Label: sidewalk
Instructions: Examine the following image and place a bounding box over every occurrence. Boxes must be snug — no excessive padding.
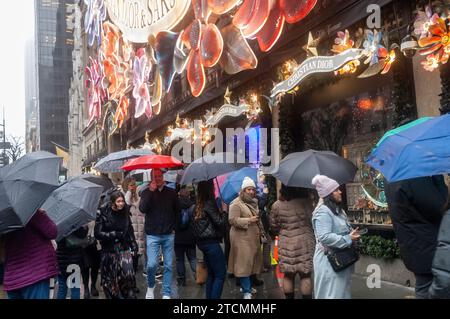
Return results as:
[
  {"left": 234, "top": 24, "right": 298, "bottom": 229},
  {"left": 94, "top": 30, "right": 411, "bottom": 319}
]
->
[{"left": 0, "top": 270, "right": 415, "bottom": 299}]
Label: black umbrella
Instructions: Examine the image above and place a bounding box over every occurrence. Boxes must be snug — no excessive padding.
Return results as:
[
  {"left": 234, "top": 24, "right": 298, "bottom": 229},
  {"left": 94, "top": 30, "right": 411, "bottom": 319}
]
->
[
  {"left": 180, "top": 152, "right": 248, "bottom": 186},
  {"left": 273, "top": 150, "right": 357, "bottom": 188},
  {"left": 0, "top": 151, "right": 62, "bottom": 234},
  {"left": 42, "top": 178, "right": 104, "bottom": 241},
  {"left": 77, "top": 174, "right": 114, "bottom": 192}
]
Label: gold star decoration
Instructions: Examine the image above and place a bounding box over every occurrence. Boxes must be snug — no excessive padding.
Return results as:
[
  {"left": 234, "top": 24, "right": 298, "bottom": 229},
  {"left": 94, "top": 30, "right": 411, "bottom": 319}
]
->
[
  {"left": 224, "top": 86, "right": 232, "bottom": 104},
  {"left": 303, "top": 32, "right": 320, "bottom": 57}
]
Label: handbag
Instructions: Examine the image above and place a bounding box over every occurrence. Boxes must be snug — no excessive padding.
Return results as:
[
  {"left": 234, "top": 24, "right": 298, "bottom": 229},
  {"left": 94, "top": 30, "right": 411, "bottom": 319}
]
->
[
  {"left": 325, "top": 244, "right": 359, "bottom": 272},
  {"left": 196, "top": 261, "right": 208, "bottom": 285}
]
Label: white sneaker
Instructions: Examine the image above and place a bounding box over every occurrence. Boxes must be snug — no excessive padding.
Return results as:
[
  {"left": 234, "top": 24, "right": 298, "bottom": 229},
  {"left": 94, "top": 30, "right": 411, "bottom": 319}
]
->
[
  {"left": 243, "top": 293, "right": 252, "bottom": 299},
  {"left": 145, "top": 288, "right": 154, "bottom": 299},
  {"left": 240, "top": 287, "right": 257, "bottom": 294},
  {"left": 163, "top": 295, "right": 171, "bottom": 299}
]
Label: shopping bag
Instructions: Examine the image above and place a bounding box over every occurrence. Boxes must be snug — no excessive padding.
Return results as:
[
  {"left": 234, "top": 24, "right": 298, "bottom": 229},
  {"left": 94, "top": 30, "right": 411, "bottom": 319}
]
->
[{"left": 196, "top": 261, "right": 208, "bottom": 285}]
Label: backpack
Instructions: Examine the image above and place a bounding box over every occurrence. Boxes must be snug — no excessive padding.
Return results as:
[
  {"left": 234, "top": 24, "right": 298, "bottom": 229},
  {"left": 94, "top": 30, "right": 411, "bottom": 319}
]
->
[{"left": 180, "top": 205, "right": 195, "bottom": 230}]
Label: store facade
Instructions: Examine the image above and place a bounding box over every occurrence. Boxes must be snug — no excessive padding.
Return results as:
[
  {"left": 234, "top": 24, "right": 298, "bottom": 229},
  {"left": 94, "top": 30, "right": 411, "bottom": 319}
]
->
[{"left": 74, "top": 0, "right": 450, "bottom": 285}]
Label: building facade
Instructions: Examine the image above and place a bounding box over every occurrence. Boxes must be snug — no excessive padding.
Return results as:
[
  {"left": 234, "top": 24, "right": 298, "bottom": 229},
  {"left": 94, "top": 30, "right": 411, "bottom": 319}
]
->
[
  {"left": 25, "top": 39, "right": 38, "bottom": 154},
  {"left": 34, "top": 0, "right": 75, "bottom": 153}
]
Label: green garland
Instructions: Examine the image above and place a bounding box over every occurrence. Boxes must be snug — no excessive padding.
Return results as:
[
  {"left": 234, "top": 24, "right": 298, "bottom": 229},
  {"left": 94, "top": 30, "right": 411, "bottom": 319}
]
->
[{"left": 359, "top": 235, "right": 401, "bottom": 260}]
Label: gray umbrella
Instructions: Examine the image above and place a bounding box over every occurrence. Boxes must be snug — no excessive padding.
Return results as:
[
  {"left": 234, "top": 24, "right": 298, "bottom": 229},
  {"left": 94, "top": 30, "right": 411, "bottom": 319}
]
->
[
  {"left": 42, "top": 178, "right": 103, "bottom": 241},
  {"left": 273, "top": 150, "right": 357, "bottom": 188},
  {"left": 93, "top": 149, "right": 154, "bottom": 173},
  {"left": 76, "top": 174, "right": 114, "bottom": 192},
  {"left": 180, "top": 152, "right": 247, "bottom": 185},
  {"left": 0, "top": 151, "right": 62, "bottom": 235}
]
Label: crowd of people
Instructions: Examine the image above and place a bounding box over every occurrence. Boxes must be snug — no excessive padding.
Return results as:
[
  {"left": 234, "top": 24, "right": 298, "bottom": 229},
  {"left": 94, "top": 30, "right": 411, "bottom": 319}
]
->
[{"left": 0, "top": 168, "right": 449, "bottom": 299}]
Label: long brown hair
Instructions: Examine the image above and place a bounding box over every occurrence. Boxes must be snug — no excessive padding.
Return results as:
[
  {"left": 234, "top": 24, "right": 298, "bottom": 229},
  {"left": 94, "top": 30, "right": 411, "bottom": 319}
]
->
[{"left": 195, "top": 180, "right": 215, "bottom": 220}]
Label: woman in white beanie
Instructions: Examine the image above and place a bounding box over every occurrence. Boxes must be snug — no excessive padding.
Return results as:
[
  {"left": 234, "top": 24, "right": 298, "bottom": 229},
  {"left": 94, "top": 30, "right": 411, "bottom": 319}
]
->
[
  {"left": 311, "top": 175, "right": 360, "bottom": 299},
  {"left": 228, "top": 177, "right": 264, "bottom": 299}
]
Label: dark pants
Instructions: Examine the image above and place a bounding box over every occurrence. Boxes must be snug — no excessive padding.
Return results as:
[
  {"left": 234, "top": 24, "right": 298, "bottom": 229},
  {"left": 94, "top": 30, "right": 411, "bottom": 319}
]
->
[
  {"left": 82, "top": 244, "right": 100, "bottom": 290},
  {"left": 8, "top": 279, "right": 50, "bottom": 299},
  {"left": 415, "top": 273, "right": 434, "bottom": 299},
  {"left": 197, "top": 242, "right": 226, "bottom": 299},
  {"left": 175, "top": 244, "right": 197, "bottom": 282}
]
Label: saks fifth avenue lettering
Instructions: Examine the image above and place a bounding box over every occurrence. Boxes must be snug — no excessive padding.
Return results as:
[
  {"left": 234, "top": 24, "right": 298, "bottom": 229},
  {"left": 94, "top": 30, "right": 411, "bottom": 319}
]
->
[{"left": 105, "top": 0, "right": 190, "bottom": 43}]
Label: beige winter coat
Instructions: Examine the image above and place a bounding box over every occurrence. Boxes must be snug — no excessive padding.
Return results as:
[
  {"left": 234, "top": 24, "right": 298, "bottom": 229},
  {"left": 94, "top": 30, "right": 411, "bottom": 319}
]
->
[
  {"left": 228, "top": 196, "right": 263, "bottom": 277},
  {"left": 270, "top": 198, "right": 315, "bottom": 275},
  {"left": 125, "top": 191, "right": 146, "bottom": 255}
]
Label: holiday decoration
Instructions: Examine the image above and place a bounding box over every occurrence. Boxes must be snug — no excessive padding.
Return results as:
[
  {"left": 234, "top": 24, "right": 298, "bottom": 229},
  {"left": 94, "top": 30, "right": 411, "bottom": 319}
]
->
[
  {"left": 84, "top": 0, "right": 107, "bottom": 47},
  {"left": 132, "top": 48, "right": 152, "bottom": 119},
  {"left": 332, "top": 30, "right": 360, "bottom": 75},
  {"left": 414, "top": 5, "right": 450, "bottom": 71},
  {"left": 233, "top": 0, "right": 318, "bottom": 52},
  {"left": 85, "top": 56, "right": 107, "bottom": 124},
  {"left": 219, "top": 25, "right": 258, "bottom": 74}
]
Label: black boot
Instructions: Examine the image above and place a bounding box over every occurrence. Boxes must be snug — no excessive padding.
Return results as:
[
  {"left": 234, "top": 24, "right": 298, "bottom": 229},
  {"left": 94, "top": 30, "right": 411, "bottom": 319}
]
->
[
  {"left": 285, "top": 293, "right": 294, "bottom": 299},
  {"left": 91, "top": 285, "right": 99, "bottom": 297},
  {"left": 84, "top": 287, "right": 91, "bottom": 299},
  {"left": 302, "top": 294, "right": 313, "bottom": 299}
]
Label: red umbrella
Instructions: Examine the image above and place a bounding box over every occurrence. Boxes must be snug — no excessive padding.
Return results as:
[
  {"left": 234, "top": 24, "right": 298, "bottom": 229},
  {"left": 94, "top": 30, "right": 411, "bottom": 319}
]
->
[{"left": 121, "top": 155, "right": 184, "bottom": 171}]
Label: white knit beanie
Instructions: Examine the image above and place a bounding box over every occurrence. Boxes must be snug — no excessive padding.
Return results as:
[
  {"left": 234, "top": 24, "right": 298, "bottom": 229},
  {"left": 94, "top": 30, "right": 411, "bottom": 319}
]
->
[
  {"left": 311, "top": 175, "right": 340, "bottom": 198},
  {"left": 241, "top": 176, "right": 256, "bottom": 190}
]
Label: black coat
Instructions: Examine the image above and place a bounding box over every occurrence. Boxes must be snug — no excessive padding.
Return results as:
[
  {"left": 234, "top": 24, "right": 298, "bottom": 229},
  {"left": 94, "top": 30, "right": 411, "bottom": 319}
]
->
[
  {"left": 94, "top": 204, "right": 137, "bottom": 253},
  {"left": 175, "top": 196, "right": 196, "bottom": 245},
  {"left": 385, "top": 175, "right": 448, "bottom": 274},
  {"left": 139, "top": 186, "right": 180, "bottom": 236},
  {"left": 57, "top": 226, "right": 88, "bottom": 275},
  {"left": 191, "top": 199, "right": 227, "bottom": 244}
]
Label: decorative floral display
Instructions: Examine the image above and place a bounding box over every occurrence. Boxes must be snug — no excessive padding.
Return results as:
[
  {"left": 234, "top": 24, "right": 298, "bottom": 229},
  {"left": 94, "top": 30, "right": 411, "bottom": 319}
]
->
[
  {"left": 362, "top": 30, "right": 386, "bottom": 66},
  {"left": 132, "top": 48, "right": 152, "bottom": 119},
  {"left": 85, "top": 57, "right": 107, "bottom": 124},
  {"left": 84, "top": 0, "right": 107, "bottom": 47},
  {"left": 233, "top": 0, "right": 317, "bottom": 52},
  {"left": 332, "top": 30, "right": 361, "bottom": 75},
  {"left": 417, "top": 11, "right": 450, "bottom": 71}
]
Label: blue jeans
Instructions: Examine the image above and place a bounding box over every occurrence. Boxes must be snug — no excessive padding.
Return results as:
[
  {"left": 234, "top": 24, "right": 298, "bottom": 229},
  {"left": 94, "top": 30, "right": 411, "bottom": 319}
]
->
[
  {"left": 197, "top": 242, "right": 226, "bottom": 299},
  {"left": 8, "top": 279, "right": 50, "bottom": 299},
  {"left": 240, "top": 276, "right": 252, "bottom": 294},
  {"left": 146, "top": 234, "right": 174, "bottom": 297},
  {"left": 57, "top": 274, "right": 80, "bottom": 299}
]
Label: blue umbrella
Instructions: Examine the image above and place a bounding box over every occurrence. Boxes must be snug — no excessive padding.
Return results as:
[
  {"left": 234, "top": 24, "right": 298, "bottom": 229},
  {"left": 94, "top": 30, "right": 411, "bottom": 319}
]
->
[
  {"left": 220, "top": 167, "right": 258, "bottom": 205},
  {"left": 366, "top": 114, "right": 450, "bottom": 182}
]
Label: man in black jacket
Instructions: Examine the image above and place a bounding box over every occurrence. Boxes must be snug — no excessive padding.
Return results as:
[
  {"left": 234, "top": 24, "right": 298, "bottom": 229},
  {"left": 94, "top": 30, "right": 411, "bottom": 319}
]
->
[
  {"left": 140, "top": 169, "right": 180, "bottom": 299},
  {"left": 385, "top": 175, "right": 448, "bottom": 299}
]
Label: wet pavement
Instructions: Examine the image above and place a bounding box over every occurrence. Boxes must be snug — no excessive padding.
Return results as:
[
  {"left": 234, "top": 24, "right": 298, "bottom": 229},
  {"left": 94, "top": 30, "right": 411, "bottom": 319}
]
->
[{"left": 0, "top": 262, "right": 415, "bottom": 299}]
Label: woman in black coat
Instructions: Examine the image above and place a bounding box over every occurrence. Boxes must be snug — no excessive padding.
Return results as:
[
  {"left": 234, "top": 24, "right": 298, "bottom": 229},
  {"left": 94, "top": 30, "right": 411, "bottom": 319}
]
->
[
  {"left": 95, "top": 191, "right": 138, "bottom": 299},
  {"left": 191, "top": 180, "right": 227, "bottom": 299}
]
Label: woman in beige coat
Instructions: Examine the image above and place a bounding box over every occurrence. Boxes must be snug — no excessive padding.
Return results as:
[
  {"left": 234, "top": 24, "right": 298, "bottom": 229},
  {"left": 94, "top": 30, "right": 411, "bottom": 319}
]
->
[
  {"left": 228, "top": 177, "right": 263, "bottom": 299},
  {"left": 270, "top": 186, "right": 315, "bottom": 299}
]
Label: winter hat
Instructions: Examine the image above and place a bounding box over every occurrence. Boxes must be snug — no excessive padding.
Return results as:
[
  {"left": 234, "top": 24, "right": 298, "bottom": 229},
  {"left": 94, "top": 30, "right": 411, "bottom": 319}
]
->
[
  {"left": 241, "top": 176, "right": 256, "bottom": 190},
  {"left": 311, "top": 175, "right": 340, "bottom": 198}
]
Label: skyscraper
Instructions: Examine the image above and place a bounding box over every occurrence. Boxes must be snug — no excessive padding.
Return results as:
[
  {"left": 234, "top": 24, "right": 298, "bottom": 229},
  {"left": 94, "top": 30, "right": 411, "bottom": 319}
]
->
[
  {"left": 34, "top": 0, "right": 75, "bottom": 153},
  {"left": 25, "top": 39, "right": 38, "bottom": 153}
]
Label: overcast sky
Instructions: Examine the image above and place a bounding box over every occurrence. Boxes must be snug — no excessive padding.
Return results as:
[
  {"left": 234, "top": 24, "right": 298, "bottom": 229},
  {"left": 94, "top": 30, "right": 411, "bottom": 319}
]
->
[{"left": 0, "top": 0, "right": 34, "bottom": 140}]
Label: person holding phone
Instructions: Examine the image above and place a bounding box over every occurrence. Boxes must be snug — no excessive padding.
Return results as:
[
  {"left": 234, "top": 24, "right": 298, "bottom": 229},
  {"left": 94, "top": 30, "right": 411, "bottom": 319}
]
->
[
  {"left": 139, "top": 169, "right": 180, "bottom": 299},
  {"left": 228, "top": 177, "right": 264, "bottom": 299},
  {"left": 311, "top": 175, "right": 360, "bottom": 299}
]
